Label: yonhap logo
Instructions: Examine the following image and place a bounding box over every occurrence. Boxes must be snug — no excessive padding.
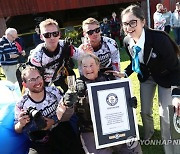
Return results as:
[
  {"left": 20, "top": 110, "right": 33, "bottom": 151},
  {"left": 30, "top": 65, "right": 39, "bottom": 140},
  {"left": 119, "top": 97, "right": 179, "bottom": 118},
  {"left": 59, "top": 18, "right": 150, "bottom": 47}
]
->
[{"left": 106, "top": 93, "right": 118, "bottom": 106}]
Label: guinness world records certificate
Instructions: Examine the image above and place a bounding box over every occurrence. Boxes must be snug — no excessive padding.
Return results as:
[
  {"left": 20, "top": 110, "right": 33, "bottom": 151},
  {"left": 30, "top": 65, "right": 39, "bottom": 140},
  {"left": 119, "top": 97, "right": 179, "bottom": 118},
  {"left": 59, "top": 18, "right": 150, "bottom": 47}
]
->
[{"left": 87, "top": 78, "right": 139, "bottom": 149}]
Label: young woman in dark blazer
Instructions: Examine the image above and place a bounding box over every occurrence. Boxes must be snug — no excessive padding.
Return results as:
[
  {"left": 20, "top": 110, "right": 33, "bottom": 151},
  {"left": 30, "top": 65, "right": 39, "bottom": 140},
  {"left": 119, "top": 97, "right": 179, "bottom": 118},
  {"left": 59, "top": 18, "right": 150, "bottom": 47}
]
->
[{"left": 108, "top": 4, "right": 180, "bottom": 154}]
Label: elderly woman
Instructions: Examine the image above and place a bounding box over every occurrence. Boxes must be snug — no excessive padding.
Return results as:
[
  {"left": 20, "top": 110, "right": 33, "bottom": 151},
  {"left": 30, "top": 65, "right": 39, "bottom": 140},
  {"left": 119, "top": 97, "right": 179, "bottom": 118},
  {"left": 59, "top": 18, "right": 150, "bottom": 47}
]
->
[{"left": 75, "top": 52, "right": 142, "bottom": 154}]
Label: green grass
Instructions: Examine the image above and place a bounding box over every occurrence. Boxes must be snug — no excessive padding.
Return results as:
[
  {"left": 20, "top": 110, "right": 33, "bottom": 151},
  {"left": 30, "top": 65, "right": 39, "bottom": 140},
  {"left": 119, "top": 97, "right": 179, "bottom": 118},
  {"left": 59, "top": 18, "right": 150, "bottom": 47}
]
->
[{"left": 120, "top": 49, "right": 164, "bottom": 154}]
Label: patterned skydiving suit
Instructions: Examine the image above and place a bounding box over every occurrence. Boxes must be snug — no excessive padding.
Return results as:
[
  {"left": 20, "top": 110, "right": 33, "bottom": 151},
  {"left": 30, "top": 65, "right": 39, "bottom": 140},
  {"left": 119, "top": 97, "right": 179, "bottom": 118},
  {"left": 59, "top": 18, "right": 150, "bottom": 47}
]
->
[
  {"left": 14, "top": 86, "right": 62, "bottom": 132},
  {"left": 14, "top": 86, "right": 84, "bottom": 154},
  {"left": 79, "top": 36, "right": 120, "bottom": 73},
  {"left": 29, "top": 40, "right": 79, "bottom": 84}
]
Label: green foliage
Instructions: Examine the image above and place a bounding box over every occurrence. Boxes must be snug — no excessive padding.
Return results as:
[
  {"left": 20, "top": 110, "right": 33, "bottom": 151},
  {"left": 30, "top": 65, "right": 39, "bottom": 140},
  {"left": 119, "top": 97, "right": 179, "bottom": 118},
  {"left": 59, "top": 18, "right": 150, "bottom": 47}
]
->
[{"left": 63, "top": 26, "right": 82, "bottom": 46}]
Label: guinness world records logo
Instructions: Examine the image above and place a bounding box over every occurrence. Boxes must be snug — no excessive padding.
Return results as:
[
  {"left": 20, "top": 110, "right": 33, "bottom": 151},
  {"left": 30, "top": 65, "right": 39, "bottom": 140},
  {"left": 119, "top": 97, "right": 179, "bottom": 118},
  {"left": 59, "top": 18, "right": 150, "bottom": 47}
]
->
[{"left": 106, "top": 93, "right": 118, "bottom": 106}]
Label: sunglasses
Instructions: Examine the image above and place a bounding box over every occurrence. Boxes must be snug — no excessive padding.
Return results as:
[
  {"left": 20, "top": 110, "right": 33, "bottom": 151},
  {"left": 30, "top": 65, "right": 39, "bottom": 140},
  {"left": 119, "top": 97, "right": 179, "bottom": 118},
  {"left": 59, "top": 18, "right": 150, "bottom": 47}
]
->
[
  {"left": 86, "top": 27, "right": 100, "bottom": 35},
  {"left": 42, "top": 31, "right": 60, "bottom": 38},
  {"left": 122, "top": 20, "right": 138, "bottom": 28}
]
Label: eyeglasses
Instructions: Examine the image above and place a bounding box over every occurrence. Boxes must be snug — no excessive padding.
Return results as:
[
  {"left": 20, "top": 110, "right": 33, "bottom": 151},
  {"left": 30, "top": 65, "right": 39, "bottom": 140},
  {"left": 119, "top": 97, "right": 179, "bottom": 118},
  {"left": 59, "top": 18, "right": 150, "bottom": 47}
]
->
[
  {"left": 42, "top": 31, "right": 60, "bottom": 38},
  {"left": 26, "top": 76, "right": 43, "bottom": 83},
  {"left": 122, "top": 20, "right": 138, "bottom": 28},
  {"left": 86, "top": 27, "right": 101, "bottom": 35}
]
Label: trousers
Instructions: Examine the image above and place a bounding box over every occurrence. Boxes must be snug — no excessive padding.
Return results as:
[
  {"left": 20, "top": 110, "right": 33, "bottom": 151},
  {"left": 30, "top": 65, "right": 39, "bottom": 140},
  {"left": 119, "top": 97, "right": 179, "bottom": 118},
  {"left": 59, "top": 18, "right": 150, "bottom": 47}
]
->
[
  {"left": 140, "top": 77, "right": 180, "bottom": 154},
  {"left": 173, "top": 27, "right": 180, "bottom": 45},
  {"left": 1, "top": 64, "right": 17, "bottom": 83}
]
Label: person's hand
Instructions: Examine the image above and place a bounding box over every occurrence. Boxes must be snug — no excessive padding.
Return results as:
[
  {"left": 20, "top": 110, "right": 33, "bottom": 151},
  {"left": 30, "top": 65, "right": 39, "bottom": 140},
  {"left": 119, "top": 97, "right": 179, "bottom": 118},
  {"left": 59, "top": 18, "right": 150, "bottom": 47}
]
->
[
  {"left": 21, "top": 50, "right": 26, "bottom": 56},
  {"left": 63, "top": 91, "right": 78, "bottom": 107},
  {"left": 42, "top": 117, "right": 54, "bottom": 130},
  {"left": 15, "top": 109, "right": 30, "bottom": 133},
  {"left": 105, "top": 70, "right": 125, "bottom": 78},
  {"left": 76, "top": 79, "right": 86, "bottom": 97},
  {"left": 79, "top": 43, "right": 94, "bottom": 53},
  {"left": 10, "top": 53, "right": 19, "bottom": 59},
  {"left": 18, "top": 110, "right": 30, "bottom": 128},
  {"left": 57, "top": 102, "right": 74, "bottom": 121},
  {"left": 64, "top": 37, "right": 73, "bottom": 45},
  {"left": 129, "top": 96, "right": 137, "bottom": 108},
  {"left": 56, "top": 103, "right": 67, "bottom": 120},
  {"left": 172, "top": 97, "right": 180, "bottom": 116}
]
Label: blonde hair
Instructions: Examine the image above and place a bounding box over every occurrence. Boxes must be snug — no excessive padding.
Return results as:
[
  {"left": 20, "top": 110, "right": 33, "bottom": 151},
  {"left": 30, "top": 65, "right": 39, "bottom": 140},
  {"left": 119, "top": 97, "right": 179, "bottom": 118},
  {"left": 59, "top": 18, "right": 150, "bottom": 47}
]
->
[
  {"left": 82, "top": 17, "right": 100, "bottom": 31},
  {"left": 39, "top": 18, "right": 59, "bottom": 33},
  {"left": 156, "top": 3, "right": 163, "bottom": 10}
]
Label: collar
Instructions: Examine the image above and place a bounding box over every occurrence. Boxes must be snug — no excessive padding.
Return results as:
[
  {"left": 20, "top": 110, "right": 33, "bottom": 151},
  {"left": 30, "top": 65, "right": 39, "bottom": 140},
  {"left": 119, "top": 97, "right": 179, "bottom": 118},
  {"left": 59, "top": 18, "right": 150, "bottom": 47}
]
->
[
  {"left": 80, "top": 72, "right": 105, "bottom": 83},
  {"left": 28, "top": 88, "right": 46, "bottom": 103},
  {"left": 93, "top": 37, "right": 102, "bottom": 52},
  {"left": 129, "top": 28, "right": 145, "bottom": 50},
  {"left": 4, "top": 36, "right": 13, "bottom": 44},
  {"left": 43, "top": 43, "right": 60, "bottom": 57}
]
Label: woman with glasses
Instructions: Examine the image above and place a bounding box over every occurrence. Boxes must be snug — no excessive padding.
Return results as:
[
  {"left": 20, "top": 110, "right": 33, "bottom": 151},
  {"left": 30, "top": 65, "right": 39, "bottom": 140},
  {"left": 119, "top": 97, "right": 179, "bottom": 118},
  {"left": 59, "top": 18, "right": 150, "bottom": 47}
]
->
[
  {"left": 109, "top": 4, "right": 180, "bottom": 154},
  {"left": 79, "top": 17, "right": 120, "bottom": 74}
]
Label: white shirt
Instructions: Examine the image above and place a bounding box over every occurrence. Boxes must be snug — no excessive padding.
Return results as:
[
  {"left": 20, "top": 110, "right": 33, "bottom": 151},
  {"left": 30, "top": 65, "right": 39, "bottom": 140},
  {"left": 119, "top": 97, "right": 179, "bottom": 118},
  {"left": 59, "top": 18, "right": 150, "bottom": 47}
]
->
[
  {"left": 153, "top": 11, "right": 166, "bottom": 30},
  {"left": 129, "top": 29, "right": 145, "bottom": 64}
]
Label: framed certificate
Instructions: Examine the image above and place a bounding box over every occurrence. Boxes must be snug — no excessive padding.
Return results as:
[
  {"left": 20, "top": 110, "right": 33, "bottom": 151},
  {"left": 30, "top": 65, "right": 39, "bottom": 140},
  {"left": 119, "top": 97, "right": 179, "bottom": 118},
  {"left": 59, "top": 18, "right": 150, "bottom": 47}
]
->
[{"left": 87, "top": 78, "right": 139, "bottom": 149}]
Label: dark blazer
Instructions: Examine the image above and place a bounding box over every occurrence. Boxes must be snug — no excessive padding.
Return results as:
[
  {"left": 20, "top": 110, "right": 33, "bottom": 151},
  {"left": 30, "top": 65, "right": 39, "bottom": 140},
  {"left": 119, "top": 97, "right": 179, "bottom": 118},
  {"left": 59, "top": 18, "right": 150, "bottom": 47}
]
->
[{"left": 124, "top": 28, "right": 180, "bottom": 88}]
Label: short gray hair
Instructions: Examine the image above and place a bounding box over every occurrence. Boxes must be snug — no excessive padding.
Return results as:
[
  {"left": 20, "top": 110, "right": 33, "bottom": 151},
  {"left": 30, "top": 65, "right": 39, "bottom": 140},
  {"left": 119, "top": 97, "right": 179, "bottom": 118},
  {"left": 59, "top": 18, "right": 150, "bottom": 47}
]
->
[
  {"left": 78, "top": 53, "right": 100, "bottom": 67},
  {"left": 5, "top": 28, "right": 17, "bottom": 35}
]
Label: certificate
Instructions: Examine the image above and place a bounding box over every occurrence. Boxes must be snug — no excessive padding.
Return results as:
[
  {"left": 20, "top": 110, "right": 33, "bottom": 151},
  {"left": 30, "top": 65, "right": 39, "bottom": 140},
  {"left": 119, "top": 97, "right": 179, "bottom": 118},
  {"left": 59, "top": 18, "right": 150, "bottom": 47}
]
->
[{"left": 87, "top": 78, "right": 139, "bottom": 149}]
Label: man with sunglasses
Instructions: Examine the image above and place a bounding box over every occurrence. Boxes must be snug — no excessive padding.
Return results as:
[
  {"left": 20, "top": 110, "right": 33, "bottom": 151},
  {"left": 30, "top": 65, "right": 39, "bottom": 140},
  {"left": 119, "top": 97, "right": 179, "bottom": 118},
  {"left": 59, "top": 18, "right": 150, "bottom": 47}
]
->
[
  {"left": 28, "top": 18, "right": 85, "bottom": 153},
  {"left": 29, "top": 18, "right": 78, "bottom": 92},
  {"left": 79, "top": 17, "right": 120, "bottom": 73},
  {"left": 14, "top": 66, "right": 85, "bottom": 154},
  {"left": 0, "top": 28, "right": 20, "bottom": 83}
]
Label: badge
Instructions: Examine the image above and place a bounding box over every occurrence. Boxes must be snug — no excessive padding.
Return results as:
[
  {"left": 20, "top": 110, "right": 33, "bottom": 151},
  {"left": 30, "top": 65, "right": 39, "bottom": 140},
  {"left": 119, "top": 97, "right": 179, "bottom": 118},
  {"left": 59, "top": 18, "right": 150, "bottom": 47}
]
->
[{"left": 151, "top": 52, "right": 157, "bottom": 58}]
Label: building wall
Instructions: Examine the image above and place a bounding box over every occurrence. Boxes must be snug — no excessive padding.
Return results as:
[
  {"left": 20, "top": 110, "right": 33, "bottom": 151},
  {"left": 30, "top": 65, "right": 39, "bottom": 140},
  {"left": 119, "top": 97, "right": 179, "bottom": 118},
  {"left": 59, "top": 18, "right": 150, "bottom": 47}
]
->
[
  {"left": 149, "top": 0, "right": 179, "bottom": 28},
  {"left": 162, "top": 0, "right": 179, "bottom": 12},
  {"left": 0, "top": 0, "right": 141, "bottom": 17},
  {"left": 0, "top": 18, "right": 7, "bottom": 37}
]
